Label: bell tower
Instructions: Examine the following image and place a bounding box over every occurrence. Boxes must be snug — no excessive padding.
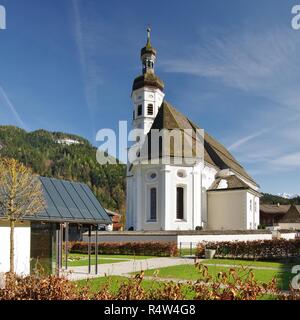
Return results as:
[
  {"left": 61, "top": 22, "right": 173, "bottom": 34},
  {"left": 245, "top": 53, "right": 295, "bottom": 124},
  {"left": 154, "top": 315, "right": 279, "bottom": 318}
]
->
[{"left": 131, "top": 28, "right": 165, "bottom": 136}]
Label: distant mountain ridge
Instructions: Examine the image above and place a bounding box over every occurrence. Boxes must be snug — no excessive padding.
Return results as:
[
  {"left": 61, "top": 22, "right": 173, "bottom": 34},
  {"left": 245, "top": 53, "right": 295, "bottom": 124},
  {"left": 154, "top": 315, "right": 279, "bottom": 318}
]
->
[
  {"left": 278, "top": 193, "right": 300, "bottom": 200},
  {"left": 0, "top": 125, "right": 126, "bottom": 213},
  {"left": 1, "top": 125, "right": 299, "bottom": 212},
  {"left": 261, "top": 193, "right": 300, "bottom": 205}
]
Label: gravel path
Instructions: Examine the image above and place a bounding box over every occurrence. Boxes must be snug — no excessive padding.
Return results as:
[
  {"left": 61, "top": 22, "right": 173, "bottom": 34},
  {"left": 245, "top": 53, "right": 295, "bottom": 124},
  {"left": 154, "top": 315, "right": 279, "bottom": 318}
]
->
[{"left": 63, "top": 257, "right": 195, "bottom": 281}]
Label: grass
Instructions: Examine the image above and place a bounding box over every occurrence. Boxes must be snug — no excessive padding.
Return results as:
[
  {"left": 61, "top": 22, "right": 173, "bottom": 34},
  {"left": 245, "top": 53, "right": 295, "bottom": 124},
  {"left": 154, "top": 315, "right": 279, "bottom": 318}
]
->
[
  {"left": 65, "top": 253, "right": 153, "bottom": 267},
  {"left": 131, "top": 259, "right": 294, "bottom": 290},
  {"left": 202, "top": 258, "right": 294, "bottom": 269},
  {"left": 76, "top": 276, "right": 195, "bottom": 299},
  {"left": 76, "top": 272, "right": 280, "bottom": 300}
]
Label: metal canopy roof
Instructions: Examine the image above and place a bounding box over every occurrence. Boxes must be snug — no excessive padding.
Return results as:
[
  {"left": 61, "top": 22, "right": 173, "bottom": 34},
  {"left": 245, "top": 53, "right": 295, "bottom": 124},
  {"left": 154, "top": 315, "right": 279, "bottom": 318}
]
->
[{"left": 27, "top": 177, "right": 111, "bottom": 225}]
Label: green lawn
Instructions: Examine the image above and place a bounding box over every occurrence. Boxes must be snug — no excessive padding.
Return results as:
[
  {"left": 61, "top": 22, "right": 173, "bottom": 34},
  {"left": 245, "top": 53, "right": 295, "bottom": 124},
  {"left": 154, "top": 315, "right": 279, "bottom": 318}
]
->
[
  {"left": 65, "top": 253, "right": 153, "bottom": 267},
  {"left": 202, "top": 258, "right": 294, "bottom": 269},
  {"left": 132, "top": 259, "right": 294, "bottom": 290},
  {"left": 76, "top": 274, "right": 280, "bottom": 300},
  {"left": 76, "top": 276, "right": 195, "bottom": 299}
]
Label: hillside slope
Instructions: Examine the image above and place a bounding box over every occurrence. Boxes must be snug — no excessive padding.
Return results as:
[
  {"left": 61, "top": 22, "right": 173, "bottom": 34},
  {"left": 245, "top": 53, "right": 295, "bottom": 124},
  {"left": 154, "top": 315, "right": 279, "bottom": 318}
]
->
[{"left": 0, "top": 126, "right": 126, "bottom": 213}]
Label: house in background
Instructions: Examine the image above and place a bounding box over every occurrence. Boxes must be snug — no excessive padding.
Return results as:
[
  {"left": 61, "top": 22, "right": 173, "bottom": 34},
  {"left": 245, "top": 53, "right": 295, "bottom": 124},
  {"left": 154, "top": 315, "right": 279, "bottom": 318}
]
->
[
  {"left": 260, "top": 204, "right": 291, "bottom": 227},
  {"left": 105, "top": 209, "right": 122, "bottom": 231},
  {"left": 0, "top": 177, "right": 111, "bottom": 275},
  {"left": 278, "top": 205, "right": 300, "bottom": 230}
]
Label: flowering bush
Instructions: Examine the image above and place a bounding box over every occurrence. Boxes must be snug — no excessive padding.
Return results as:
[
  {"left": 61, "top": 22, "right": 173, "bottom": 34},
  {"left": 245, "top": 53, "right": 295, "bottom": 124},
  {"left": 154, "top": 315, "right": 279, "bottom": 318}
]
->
[
  {"left": 196, "top": 239, "right": 300, "bottom": 260},
  {"left": 69, "top": 241, "right": 178, "bottom": 257}
]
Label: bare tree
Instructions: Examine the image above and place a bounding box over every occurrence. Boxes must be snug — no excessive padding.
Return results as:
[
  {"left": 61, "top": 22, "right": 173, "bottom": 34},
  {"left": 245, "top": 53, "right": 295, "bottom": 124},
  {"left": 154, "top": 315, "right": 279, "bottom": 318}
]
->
[{"left": 0, "top": 158, "right": 46, "bottom": 273}]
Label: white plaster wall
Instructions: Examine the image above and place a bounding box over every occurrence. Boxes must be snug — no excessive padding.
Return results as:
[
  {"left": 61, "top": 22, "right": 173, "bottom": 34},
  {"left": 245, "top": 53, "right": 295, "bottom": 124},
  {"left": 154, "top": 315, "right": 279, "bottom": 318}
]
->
[
  {"left": 202, "top": 165, "right": 218, "bottom": 190},
  {"left": 0, "top": 221, "right": 31, "bottom": 275},
  {"left": 279, "top": 223, "right": 300, "bottom": 230},
  {"left": 177, "top": 232, "right": 297, "bottom": 247},
  {"left": 132, "top": 86, "right": 165, "bottom": 136},
  {"left": 125, "top": 174, "right": 134, "bottom": 230},
  {"left": 83, "top": 231, "right": 297, "bottom": 246},
  {"left": 246, "top": 192, "right": 260, "bottom": 229},
  {"left": 201, "top": 164, "right": 218, "bottom": 227},
  {"left": 163, "top": 164, "right": 202, "bottom": 231},
  {"left": 128, "top": 162, "right": 203, "bottom": 231},
  {"left": 207, "top": 190, "right": 247, "bottom": 230}
]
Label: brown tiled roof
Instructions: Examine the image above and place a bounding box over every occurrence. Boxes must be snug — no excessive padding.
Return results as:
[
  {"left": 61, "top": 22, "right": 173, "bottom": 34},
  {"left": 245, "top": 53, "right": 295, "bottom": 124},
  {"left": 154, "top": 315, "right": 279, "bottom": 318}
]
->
[
  {"left": 279, "top": 205, "right": 300, "bottom": 223},
  {"left": 260, "top": 204, "right": 291, "bottom": 215},
  {"left": 144, "top": 101, "right": 258, "bottom": 186}
]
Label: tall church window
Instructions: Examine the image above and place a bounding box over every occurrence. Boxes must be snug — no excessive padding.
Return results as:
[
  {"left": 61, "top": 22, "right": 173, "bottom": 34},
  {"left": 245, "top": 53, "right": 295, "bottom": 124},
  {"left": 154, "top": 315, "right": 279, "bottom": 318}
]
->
[
  {"left": 147, "top": 104, "right": 154, "bottom": 115},
  {"left": 137, "top": 105, "right": 142, "bottom": 116},
  {"left": 176, "top": 187, "right": 184, "bottom": 220},
  {"left": 150, "top": 188, "right": 157, "bottom": 221}
]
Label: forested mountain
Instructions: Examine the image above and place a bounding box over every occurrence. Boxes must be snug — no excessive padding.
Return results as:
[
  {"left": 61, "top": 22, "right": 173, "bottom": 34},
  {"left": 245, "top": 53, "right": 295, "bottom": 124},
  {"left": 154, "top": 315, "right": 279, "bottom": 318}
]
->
[
  {"left": 261, "top": 193, "right": 300, "bottom": 205},
  {"left": 0, "top": 126, "right": 126, "bottom": 213},
  {"left": 1, "top": 125, "right": 298, "bottom": 213}
]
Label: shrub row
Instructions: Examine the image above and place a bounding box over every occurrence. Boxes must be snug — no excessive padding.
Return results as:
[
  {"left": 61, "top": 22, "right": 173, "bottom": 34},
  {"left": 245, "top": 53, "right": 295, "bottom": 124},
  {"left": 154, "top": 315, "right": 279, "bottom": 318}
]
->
[
  {"left": 1, "top": 264, "right": 292, "bottom": 300},
  {"left": 69, "top": 241, "right": 178, "bottom": 257},
  {"left": 196, "top": 239, "right": 300, "bottom": 260}
]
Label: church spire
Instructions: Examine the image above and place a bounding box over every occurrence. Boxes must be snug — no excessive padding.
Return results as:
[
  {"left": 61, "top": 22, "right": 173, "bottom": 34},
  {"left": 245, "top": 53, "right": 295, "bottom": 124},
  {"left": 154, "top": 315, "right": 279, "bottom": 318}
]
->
[
  {"left": 146, "top": 27, "right": 151, "bottom": 48},
  {"left": 141, "top": 27, "right": 157, "bottom": 74}
]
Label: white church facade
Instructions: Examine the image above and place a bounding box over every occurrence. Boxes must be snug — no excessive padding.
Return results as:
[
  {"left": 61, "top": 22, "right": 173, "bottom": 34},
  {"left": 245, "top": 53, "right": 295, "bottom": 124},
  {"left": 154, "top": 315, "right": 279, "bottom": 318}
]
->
[{"left": 126, "top": 30, "right": 260, "bottom": 232}]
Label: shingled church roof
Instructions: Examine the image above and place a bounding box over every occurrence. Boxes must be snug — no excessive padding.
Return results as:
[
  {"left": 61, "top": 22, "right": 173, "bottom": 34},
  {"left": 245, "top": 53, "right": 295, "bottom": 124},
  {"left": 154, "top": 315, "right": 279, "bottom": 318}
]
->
[
  {"left": 132, "top": 72, "right": 165, "bottom": 91},
  {"left": 144, "top": 100, "right": 258, "bottom": 186},
  {"left": 209, "top": 175, "right": 253, "bottom": 191}
]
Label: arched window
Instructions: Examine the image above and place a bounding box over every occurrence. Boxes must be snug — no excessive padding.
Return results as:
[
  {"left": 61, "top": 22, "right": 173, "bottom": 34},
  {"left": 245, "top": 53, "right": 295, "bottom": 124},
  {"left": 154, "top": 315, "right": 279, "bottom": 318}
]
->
[
  {"left": 176, "top": 187, "right": 184, "bottom": 220},
  {"left": 150, "top": 188, "right": 157, "bottom": 221}
]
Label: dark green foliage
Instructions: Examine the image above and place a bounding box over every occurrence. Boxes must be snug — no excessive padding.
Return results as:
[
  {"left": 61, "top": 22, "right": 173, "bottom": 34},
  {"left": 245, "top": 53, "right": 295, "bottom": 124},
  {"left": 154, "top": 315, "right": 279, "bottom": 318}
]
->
[
  {"left": 0, "top": 126, "right": 126, "bottom": 212},
  {"left": 261, "top": 193, "right": 300, "bottom": 205}
]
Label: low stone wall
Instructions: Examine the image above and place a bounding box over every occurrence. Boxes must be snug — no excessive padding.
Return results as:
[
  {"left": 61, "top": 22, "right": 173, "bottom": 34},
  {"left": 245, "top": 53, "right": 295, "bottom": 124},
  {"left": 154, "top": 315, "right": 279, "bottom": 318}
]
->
[{"left": 83, "top": 230, "right": 297, "bottom": 248}]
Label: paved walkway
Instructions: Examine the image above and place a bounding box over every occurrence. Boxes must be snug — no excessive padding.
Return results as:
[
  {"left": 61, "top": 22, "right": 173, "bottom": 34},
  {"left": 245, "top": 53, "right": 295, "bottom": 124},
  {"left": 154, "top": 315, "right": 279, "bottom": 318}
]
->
[
  {"left": 202, "top": 263, "right": 290, "bottom": 271},
  {"left": 63, "top": 257, "right": 195, "bottom": 281}
]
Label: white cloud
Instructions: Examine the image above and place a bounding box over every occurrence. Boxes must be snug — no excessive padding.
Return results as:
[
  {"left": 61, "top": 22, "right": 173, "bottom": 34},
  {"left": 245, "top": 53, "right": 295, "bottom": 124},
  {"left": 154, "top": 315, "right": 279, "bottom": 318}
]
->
[
  {"left": 271, "top": 152, "right": 300, "bottom": 168},
  {"left": 71, "top": 0, "right": 104, "bottom": 139},
  {"left": 228, "top": 129, "right": 269, "bottom": 151},
  {"left": 0, "top": 86, "right": 28, "bottom": 130},
  {"left": 161, "top": 26, "right": 300, "bottom": 176},
  {"left": 162, "top": 27, "right": 300, "bottom": 106}
]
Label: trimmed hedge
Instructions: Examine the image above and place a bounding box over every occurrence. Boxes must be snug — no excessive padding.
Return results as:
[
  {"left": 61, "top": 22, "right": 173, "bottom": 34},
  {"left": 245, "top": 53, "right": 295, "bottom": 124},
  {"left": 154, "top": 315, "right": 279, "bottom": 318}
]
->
[
  {"left": 196, "top": 239, "right": 300, "bottom": 260},
  {"left": 69, "top": 241, "right": 178, "bottom": 257}
]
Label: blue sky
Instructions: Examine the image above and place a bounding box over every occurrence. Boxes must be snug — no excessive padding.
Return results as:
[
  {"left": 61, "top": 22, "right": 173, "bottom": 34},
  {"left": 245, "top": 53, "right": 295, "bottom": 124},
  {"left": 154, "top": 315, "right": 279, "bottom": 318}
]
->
[{"left": 0, "top": 0, "right": 300, "bottom": 195}]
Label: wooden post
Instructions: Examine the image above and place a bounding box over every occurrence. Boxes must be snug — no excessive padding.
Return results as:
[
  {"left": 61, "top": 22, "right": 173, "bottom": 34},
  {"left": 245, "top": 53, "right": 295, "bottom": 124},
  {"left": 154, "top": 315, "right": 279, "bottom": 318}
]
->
[
  {"left": 56, "top": 228, "right": 59, "bottom": 275},
  {"left": 88, "top": 225, "right": 91, "bottom": 274},
  {"left": 95, "top": 225, "right": 98, "bottom": 275},
  {"left": 59, "top": 223, "right": 63, "bottom": 270},
  {"left": 65, "top": 223, "right": 69, "bottom": 270}
]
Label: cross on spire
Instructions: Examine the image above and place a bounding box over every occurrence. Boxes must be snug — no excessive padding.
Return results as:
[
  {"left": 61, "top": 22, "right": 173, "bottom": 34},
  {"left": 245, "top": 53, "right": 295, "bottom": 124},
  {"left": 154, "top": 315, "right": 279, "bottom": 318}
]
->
[{"left": 146, "top": 26, "right": 151, "bottom": 47}]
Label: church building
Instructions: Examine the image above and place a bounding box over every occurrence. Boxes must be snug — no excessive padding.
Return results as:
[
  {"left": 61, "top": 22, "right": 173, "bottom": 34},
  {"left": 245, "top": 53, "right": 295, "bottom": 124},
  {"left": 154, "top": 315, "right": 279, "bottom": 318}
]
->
[{"left": 126, "top": 29, "right": 260, "bottom": 232}]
